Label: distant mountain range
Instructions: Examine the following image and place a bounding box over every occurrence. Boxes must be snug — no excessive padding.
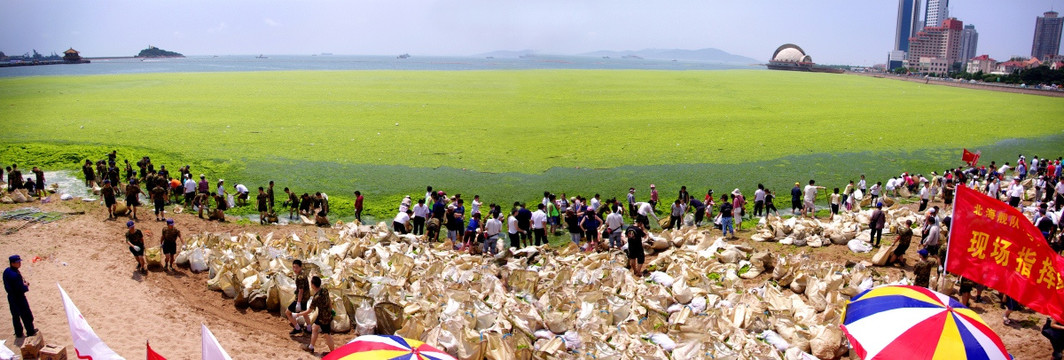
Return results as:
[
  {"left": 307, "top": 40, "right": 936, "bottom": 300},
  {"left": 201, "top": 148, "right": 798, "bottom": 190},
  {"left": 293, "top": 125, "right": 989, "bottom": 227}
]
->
[{"left": 476, "top": 48, "right": 758, "bottom": 64}]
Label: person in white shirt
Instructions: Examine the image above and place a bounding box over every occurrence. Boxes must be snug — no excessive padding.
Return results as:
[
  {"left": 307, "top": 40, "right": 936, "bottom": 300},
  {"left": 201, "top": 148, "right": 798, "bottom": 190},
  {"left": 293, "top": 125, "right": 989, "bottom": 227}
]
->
[
  {"left": 1006, "top": 178, "right": 1024, "bottom": 208},
  {"left": 885, "top": 177, "right": 897, "bottom": 197},
  {"left": 471, "top": 195, "right": 482, "bottom": 216},
  {"left": 393, "top": 209, "right": 412, "bottom": 234},
  {"left": 233, "top": 183, "right": 250, "bottom": 206},
  {"left": 412, "top": 199, "right": 430, "bottom": 235},
  {"left": 998, "top": 162, "right": 1011, "bottom": 176},
  {"left": 424, "top": 186, "right": 434, "bottom": 205},
  {"left": 858, "top": 175, "right": 867, "bottom": 193},
  {"left": 1034, "top": 176, "right": 1047, "bottom": 203},
  {"left": 635, "top": 202, "right": 659, "bottom": 229},
  {"left": 918, "top": 182, "right": 930, "bottom": 212},
  {"left": 1055, "top": 179, "right": 1064, "bottom": 204},
  {"left": 216, "top": 179, "right": 226, "bottom": 198},
  {"left": 869, "top": 181, "right": 881, "bottom": 203},
  {"left": 182, "top": 175, "right": 197, "bottom": 206},
  {"left": 753, "top": 185, "right": 766, "bottom": 217},
  {"left": 507, "top": 210, "right": 523, "bottom": 248},
  {"left": 483, "top": 213, "right": 502, "bottom": 255},
  {"left": 803, "top": 180, "right": 825, "bottom": 218},
  {"left": 531, "top": 204, "right": 548, "bottom": 246},
  {"left": 590, "top": 194, "right": 601, "bottom": 211},
  {"left": 605, "top": 208, "right": 625, "bottom": 249},
  {"left": 399, "top": 195, "right": 412, "bottom": 213}
]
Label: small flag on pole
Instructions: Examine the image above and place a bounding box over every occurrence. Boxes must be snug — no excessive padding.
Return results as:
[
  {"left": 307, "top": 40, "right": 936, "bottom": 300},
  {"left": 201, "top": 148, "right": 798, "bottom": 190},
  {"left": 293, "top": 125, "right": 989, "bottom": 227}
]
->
[
  {"left": 146, "top": 341, "right": 167, "bottom": 360},
  {"left": 58, "top": 284, "right": 125, "bottom": 360},
  {"left": 962, "top": 148, "right": 981, "bottom": 167},
  {"left": 201, "top": 324, "right": 232, "bottom": 360}
]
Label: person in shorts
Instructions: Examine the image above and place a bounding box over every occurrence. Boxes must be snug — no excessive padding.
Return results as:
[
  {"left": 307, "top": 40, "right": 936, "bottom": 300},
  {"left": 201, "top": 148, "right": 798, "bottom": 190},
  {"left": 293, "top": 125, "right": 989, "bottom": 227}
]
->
[
  {"left": 101, "top": 180, "right": 117, "bottom": 219},
  {"left": 160, "top": 219, "right": 183, "bottom": 272},
  {"left": 626, "top": 222, "right": 648, "bottom": 277},
  {"left": 1002, "top": 295, "right": 1022, "bottom": 325},
  {"left": 299, "top": 276, "right": 335, "bottom": 355},
  {"left": 285, "top": 260, "right": 312, "bottom": 335},
  {"left": 125, "top": 221, "right": 147, "bottom": 274},
  {"left": 256, "top": 187, "right": 269, "bottom": 225},
  {"left": 125, "top": 178, "right": 142, "bottom": 221},
  {"left": 151, "top": 183, "right": 167, "bottom": 221}
]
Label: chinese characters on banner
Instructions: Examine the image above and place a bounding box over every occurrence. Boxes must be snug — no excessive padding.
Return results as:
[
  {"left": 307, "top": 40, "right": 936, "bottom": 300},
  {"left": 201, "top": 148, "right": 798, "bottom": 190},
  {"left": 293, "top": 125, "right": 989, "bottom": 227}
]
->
[{"left": 947, "top": 185, "right": 1064, "bottom": 323}]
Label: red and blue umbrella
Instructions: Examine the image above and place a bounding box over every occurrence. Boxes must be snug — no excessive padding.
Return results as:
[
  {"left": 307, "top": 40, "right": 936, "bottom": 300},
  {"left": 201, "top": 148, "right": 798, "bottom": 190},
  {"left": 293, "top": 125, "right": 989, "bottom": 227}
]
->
[
  {"left": 323, "top": 335, "right": 456, "bottom": 360},
  {"left": 841, "top": 285, "right": 1010, "bottom": 359}
]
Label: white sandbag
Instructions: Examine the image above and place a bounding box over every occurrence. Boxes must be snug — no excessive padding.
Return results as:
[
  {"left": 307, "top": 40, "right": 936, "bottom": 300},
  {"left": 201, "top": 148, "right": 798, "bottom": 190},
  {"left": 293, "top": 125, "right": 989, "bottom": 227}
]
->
[
  {"left": 331, "top": 292, "right": 352, "bottom": 333},
  {"left": 648, "top": 271, "right": 675, "bottom": 287},
  {"left": 60, "top": 193, "right": 73, "bottom": 200},
  {"left": 563, "top": 330, "right": 582, "bottom": 350},
  {"left": 0, "top": 340, "right": 14, "bottom": 360},
  {"left": 847, "top": 239, "right": 873, "bottom": 253},
  {"left": 189, "top": 248, "right": 208, "bottom": 272},
  {"left": 761, "top": 330, "right": 791, "bottom": 352},
  {"left": 175, "top": 250, "right": 190, "bottom": 266},
  {"left": 355, "top": 304, "right": 377, "bottom": 335},
  {"left": 648, "top": 333, "right": 676, "bottom": 352}
]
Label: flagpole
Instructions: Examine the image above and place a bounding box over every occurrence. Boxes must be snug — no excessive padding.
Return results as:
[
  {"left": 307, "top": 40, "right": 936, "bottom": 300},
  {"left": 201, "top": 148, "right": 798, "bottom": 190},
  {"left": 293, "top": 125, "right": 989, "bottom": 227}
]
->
[{"left": 939, "top": 184, "right": 961, "bottom": 294}]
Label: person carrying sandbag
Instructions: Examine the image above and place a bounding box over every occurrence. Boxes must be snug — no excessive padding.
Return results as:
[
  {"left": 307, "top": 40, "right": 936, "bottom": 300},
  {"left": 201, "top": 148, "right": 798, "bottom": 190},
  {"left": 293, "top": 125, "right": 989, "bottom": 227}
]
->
[{"left": 285, "top": 259, "right": 312, "bottom": 336}]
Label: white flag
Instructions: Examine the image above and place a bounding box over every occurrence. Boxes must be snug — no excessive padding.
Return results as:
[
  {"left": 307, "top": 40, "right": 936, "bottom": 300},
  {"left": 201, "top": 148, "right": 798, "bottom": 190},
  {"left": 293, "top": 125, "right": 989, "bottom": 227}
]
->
[
  {"left": 200, "top": 324, "right": 232, "bottom": 360},
  {"left": 58, "top": 284, "right": 125, "bottom": 360}
]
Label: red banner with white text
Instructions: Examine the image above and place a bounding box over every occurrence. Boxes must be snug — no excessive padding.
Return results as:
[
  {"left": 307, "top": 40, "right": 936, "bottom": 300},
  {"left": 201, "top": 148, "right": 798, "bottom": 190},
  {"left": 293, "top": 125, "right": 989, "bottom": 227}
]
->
[{"left": 947, "top": 185, "right": 1064, "bottom": 323}]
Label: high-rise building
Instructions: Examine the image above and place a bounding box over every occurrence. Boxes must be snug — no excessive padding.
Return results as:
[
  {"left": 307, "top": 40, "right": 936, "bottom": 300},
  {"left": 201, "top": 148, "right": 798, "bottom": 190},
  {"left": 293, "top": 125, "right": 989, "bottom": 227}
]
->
[
  {"left": 890, "top": 0, "right": 922, "bottom": 69},
  {"left": 923, "top": 0, "right": 949, "bottom": 28},
  {"left": 959, "top": 24, "right": 979, "bottom": 62},
  {"left": 907, "top": 18, "right": 964, "bottom": 73},
  {"left": 1032, "top": 11, "right": 1063, "bottom": 60}
]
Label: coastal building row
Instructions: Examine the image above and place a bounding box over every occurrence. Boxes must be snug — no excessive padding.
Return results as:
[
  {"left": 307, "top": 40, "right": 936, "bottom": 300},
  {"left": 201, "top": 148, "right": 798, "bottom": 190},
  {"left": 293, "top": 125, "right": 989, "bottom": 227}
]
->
[{"left": 887, "top": 2, "right": 1062, "bottom": 74}]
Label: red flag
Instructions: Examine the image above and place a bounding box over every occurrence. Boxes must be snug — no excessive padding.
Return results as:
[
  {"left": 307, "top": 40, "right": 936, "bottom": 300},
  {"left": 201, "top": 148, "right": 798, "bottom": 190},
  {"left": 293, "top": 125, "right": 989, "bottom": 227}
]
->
[
  {"left": 147, "top": 340, "right": 167, "bottom": 360},
  {"left": 962, "top": 148, "right": 981, "bottom": 166},
  {"left": 946, "top": 185, "right": 1064, "bottom": 323}
]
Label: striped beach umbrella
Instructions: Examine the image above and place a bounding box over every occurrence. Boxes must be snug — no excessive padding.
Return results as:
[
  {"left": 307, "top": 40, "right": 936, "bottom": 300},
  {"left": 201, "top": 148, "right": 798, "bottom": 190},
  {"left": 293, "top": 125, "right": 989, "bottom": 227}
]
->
[
  {"left": 841, "top": 285, "right": 1010, "bottom": 360},
  {"left": 323, "top": 335, "right": 456, "bottom": 360}
]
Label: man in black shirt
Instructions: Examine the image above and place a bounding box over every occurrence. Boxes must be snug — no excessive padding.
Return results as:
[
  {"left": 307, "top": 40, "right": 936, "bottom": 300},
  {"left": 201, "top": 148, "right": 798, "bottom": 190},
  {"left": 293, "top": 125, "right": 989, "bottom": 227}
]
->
[
  {"left": 516, "top": 203, "right": 533, "bottom": 248},
  {"left": 626, "top": 222, "right": 648, "bottom": 277}
]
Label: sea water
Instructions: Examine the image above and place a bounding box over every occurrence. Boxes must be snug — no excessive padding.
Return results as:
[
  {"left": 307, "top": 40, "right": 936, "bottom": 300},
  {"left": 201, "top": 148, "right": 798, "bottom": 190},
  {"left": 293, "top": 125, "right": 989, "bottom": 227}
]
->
[{"left": 0, "top": 55, "right": 758, "bottom": 77}]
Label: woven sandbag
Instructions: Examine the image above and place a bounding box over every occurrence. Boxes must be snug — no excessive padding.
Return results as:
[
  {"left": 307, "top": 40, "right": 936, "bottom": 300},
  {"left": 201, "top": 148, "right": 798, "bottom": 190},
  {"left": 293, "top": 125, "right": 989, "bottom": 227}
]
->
[{"left": 374, "top": 302, "right": 404, "bottom": 335}]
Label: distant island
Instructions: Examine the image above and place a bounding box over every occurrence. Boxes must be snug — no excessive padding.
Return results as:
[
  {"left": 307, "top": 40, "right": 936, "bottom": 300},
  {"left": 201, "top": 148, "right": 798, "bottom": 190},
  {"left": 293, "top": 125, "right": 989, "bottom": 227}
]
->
[{"left": 136, "top": 46, "right": 184, "bottom": 58}]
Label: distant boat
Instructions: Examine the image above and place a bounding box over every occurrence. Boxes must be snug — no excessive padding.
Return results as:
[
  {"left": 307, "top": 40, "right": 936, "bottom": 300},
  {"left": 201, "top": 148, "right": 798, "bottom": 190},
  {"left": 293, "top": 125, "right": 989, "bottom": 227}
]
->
[
  {"left": 397, "top": 53, "right": 410, "bottom": 59},
  {"left": 320, "top": 53, "right": 333, "bottom": 56},
  {"left": 602, "top": 56, "right": 610, "bottom": 59},
  {"left": 621, "top": 55, "right": 643, "bottom": 60},
  {"left": 256, "top": 54, "right": 268, "bottom": 59},
  {"left": 485, "top": 56, "right": 494, "bottom": 59}
]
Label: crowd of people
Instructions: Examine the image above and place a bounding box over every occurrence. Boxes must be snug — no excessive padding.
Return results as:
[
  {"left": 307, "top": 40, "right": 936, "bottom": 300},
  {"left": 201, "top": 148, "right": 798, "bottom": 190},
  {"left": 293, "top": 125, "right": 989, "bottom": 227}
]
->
[{"left": 5, "top": 151, "right": 1064, "bottom": 356}]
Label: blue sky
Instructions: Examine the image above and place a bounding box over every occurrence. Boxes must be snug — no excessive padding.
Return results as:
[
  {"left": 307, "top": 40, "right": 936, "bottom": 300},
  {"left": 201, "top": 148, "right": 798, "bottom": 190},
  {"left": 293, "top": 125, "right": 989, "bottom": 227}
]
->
[{"left": 0, "top": 0, "right": 1059, "bottom": 65}]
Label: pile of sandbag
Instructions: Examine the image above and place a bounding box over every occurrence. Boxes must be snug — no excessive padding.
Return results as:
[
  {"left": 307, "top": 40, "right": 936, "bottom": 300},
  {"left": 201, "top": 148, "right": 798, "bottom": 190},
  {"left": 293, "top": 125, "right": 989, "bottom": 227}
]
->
[
  {"left": 755, "top": 205, "right": 927, "bottom": 250},
  {"left": 171, "top": 219, "right": 899, "bottom": 359}
]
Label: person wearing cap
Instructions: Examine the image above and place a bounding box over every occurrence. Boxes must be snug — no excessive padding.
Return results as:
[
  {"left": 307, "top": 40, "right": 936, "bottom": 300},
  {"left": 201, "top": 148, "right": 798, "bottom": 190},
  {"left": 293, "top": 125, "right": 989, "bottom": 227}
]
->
[
  {"left": 868, "top": 202, "right": 886, "bottom": 247},
  {"left": 101, "top": 179, "right": 117, "bottom": 219},
  {"left": 151, "top": 178, "right": 167, "bottom": 221},
  {"left": 125, "top": 178, "right": 142, "bottom": 220},
  {"left": 731, "top": 189, "right": 746, "bottom": 229},
  {"left": 626, "top": 188, "right": 636, "bottom": 216},
  {"left": 125, "top": 221, "right": 147, "bottom": 274},
  {"left": 160, "top": 219, "right": 183, "bottom": 272},
  {"left": 911, "top": 248, "right": 938, "bottom": 289},
  {"left": 4, "top": 255, "right": 37, "bottom": 338}
]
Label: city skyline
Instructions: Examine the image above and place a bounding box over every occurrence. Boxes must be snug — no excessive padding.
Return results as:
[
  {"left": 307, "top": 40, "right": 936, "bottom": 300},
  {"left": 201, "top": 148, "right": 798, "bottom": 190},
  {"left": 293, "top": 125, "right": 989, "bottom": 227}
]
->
[{"left": 0, "top": 0, "right": 1060, "bottom": 66}]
